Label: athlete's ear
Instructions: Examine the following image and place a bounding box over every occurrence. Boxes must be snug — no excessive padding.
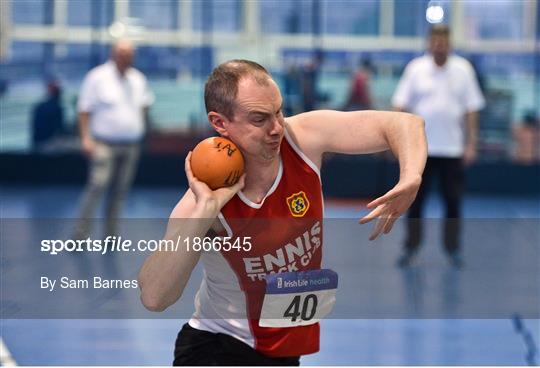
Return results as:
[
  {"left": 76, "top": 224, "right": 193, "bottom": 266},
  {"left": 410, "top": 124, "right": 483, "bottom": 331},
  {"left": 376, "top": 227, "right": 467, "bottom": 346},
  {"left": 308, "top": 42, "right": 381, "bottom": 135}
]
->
[{"left": 208, "top": 112, "right": 230, "bottom": 138}]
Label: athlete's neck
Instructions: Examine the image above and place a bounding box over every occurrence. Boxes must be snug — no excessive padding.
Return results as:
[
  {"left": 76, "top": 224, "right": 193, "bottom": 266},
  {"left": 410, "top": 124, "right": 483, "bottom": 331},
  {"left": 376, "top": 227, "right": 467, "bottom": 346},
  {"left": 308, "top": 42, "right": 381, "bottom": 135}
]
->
[{"left": 242, "top": 158, "right": 280, "bottom": 204}]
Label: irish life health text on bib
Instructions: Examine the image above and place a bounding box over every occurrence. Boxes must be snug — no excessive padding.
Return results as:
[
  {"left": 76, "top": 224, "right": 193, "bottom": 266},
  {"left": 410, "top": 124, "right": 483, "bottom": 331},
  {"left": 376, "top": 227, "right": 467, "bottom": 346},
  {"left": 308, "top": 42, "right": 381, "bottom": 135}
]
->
[{"left": 259, "top": 269, "right": 338, "bottom": 328}]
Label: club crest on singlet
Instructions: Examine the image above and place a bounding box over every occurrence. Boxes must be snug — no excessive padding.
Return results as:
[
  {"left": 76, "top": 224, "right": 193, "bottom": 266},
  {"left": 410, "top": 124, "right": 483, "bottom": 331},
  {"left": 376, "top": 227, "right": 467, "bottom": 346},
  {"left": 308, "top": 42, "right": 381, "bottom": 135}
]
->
[{"left": 286, "top": 191, "right": 310, "bottom": 217}]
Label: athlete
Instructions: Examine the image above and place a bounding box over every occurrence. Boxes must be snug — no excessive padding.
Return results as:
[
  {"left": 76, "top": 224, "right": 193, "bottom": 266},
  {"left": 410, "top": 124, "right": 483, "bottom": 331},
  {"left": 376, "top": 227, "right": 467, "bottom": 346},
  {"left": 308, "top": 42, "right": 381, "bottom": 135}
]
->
[{"left": 138, "top": 60, "right": 427, "bottom": 365}]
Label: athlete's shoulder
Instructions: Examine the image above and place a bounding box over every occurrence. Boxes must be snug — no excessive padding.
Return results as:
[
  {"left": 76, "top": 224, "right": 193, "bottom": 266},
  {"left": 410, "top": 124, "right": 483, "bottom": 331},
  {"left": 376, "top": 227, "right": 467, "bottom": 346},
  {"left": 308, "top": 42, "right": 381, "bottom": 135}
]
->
[
  {"left": 283, "top": 118, "right": 302, "bottom": 146},
  {"left": 282, "top": 115, "right": 323, "bottom": 169},
  {"left": 285, "top": 110, "right": 333, "bottom": 137}
]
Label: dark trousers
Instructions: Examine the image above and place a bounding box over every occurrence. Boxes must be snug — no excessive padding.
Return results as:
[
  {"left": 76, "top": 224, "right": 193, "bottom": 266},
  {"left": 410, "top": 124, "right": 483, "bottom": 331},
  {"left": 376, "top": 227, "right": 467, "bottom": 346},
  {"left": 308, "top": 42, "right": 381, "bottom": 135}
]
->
[
  {"left": 173, "top": 323, "right": 301, "bottom": 366},
  {"left": 405, "top": 157, "right": 464, "bottom": 254}
]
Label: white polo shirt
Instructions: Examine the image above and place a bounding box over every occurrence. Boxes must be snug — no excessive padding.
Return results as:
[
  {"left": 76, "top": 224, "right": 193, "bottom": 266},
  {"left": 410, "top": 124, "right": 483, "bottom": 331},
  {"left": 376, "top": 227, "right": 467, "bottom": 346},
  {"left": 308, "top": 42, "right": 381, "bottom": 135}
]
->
[
  {"left": 78, "top": 61, "right": 154, "bottom": 142},
  {"left": 392, "top": 54, "right": 485, "bottom": 157}
]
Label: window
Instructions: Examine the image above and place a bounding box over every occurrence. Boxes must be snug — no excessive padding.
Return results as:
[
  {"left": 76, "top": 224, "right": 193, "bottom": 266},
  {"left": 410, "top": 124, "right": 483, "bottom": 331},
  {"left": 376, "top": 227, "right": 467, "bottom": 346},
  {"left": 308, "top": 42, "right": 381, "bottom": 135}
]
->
[
  {"left": 537, "top": 2, "right": 540, "bottom": 38},
  {"left": 67, "top": 1, "right": 92, "bottom": 26},
  {"left": 394, "top": 0, "right": 429, "bottom": 37},
  {"left": 462, "top": 0, "right": 525, "bottom": 40},
  {"left": 12, "top": 0, "right": 49, "bottom": 25},
  {"left": 260, "top": 0, "right": 314, "bottom": 34},
  {"left": 129, "top": 0, "right": 179, "bottom": 30},
  {"left": 192, "top": 0, "right": 242, "bottom": 32},
  {"left": 394, "top": 0, "right": 451, "bottom": 37},
  {"left": 321, "top": 0, "right": 379, "bottom": 35},
  {"left": 9, "top": 41, "right": 46, "bottom": 61},
  {"left": 67, "top": 0, "right": 114, "bottom": 27},
  {"left": 63, "top": 43, "right": 93, "bottom": 60}
]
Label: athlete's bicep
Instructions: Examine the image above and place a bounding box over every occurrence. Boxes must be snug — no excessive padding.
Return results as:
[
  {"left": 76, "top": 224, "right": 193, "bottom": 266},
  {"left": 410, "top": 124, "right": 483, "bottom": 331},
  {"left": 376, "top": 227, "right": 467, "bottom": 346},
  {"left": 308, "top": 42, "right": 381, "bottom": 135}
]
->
[
  {"left": 287, "top": 110, "right": 389, "bottom": 157},
  {"left": 284, "top": 118, "right": 323, "bottom": 169}
]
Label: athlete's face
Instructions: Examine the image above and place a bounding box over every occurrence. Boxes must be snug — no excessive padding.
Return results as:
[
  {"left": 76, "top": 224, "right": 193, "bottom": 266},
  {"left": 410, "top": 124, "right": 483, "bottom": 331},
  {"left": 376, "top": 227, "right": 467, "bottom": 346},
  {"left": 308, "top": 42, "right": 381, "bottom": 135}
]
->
[{"left": 224, "top": 77, "right": 285, "bottom": 163}]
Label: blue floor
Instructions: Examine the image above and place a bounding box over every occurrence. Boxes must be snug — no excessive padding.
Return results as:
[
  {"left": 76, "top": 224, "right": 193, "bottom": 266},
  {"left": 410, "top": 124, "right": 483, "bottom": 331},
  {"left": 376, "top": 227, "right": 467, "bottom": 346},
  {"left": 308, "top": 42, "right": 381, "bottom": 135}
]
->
[{"left": 1, "top": 185, "right": 539, "bottom": 365}]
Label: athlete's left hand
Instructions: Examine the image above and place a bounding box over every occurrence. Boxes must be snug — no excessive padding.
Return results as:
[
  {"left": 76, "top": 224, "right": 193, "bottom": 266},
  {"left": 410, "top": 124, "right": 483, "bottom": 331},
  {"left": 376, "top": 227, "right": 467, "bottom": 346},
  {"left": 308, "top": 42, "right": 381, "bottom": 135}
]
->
[{"left": 359, "top": 175, "right": 422, "bottom": 240}]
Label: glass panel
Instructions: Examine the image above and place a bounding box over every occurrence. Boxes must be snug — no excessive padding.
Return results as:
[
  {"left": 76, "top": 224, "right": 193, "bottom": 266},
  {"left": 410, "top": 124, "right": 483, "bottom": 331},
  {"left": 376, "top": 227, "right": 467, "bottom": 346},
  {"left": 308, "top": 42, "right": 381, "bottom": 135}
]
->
[
  {"left": 394, "top": 0, "right": 429, "bottom": 36},
  {"left": 321, "top": 0, "right": 379, "bottom": 35},
  {"left": 67, "top": 0, "right": 92, "bottom": 26},
  {"left": 260, "top": 0, "right": 314, "bottom": 34},
  {"left": 12, "top": 0, "right": 47, "bottom": 25},
  {"left": 9, "top": 41, "right": 46, "bottom": 61},
  {"left": 394, "top": 0, "right": 451, "bottom": 37},
  {"left": 462, "top": 0, "right": 525, "bottom": 40},
  {"left": 67, "top": 0, "right": 114, "bottom": 27},
  {"left": 192, "top": 0, "right": 242, "bottom": 32},
  {"left": 129, "top": 0, "right": 178, "bottom": 30}
]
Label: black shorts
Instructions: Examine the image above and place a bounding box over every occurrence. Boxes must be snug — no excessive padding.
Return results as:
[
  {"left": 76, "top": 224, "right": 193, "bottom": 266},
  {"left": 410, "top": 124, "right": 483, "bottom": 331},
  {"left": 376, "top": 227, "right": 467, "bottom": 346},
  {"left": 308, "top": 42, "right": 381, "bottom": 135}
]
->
[{"left": 173, "top": 323, "right": 301, "bottom": 366}]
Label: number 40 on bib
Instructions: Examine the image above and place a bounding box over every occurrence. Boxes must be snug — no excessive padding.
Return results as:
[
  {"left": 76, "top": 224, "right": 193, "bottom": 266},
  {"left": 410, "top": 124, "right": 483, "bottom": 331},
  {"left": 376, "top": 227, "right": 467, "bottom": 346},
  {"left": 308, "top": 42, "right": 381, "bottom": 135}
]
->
[{"left": 259, "top": 269, "right": 338, "bottom": 328}]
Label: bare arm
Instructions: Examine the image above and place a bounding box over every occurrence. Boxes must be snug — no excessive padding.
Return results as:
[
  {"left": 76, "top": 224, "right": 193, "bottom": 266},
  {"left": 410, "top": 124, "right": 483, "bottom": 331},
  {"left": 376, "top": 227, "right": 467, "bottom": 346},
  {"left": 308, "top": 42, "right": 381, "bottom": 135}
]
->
[
  {"left": 287, "top": 109, "right": 426, "bottom": 173},
  {"left": 463, "top": 111, "right": 479, "bottom": 165},
  {"left": 288, "top": 109, "right": 427, "bottom": 240},
  {"left": 138, "top": 153, "right": 244, "bottom": 312},
  {"left": 138, "top": 190, "right": 214, "bottom": 312}
]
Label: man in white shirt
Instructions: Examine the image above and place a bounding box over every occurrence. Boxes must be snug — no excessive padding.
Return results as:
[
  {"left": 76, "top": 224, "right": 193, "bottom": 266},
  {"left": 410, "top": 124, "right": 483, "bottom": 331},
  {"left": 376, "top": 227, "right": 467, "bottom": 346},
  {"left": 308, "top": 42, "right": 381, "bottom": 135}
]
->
[
  {"left": 392, "top": 25, "right": 485, "bottom": 267},
  {"left": 75, "top": 39, "right": 154, "bottom": 238}
]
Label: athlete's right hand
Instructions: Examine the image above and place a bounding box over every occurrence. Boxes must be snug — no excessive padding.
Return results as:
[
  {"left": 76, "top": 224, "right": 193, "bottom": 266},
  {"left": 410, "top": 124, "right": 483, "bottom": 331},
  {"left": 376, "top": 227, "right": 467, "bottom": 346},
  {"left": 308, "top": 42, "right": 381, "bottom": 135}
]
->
[{"left": 185, "top": 151, "right": 245, "bottom": 212}]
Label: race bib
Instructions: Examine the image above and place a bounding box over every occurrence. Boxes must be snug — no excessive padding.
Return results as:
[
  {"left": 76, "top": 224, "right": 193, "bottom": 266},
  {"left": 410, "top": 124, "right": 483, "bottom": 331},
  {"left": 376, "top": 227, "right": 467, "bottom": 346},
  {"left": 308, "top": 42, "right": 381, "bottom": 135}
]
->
[{"left": 259, "top": 269, "right": 338, "bottom": 328}]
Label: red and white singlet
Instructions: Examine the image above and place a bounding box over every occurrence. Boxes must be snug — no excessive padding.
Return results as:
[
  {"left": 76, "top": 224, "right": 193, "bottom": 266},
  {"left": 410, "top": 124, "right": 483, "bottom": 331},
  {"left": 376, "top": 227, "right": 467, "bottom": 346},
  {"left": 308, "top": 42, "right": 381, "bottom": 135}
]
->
[{"left": 189, "top": 128, "right": 324, "bottom": 357}]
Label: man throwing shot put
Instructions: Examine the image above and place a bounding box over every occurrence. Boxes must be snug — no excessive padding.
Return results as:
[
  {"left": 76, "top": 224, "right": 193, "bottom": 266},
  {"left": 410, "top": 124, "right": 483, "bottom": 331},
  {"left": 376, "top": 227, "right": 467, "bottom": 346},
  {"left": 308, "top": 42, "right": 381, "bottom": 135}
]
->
[{"left": 138, "top": 60, "right": 427, "bottom": 365}]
